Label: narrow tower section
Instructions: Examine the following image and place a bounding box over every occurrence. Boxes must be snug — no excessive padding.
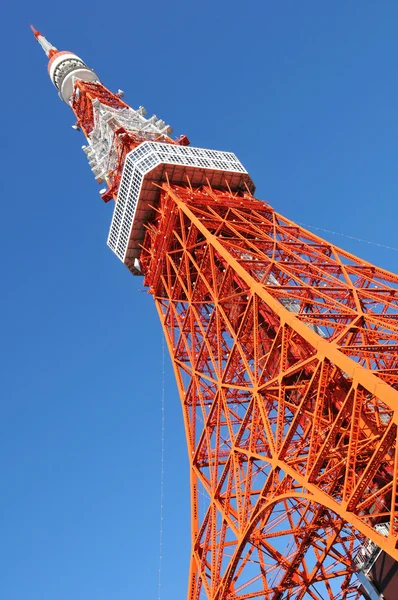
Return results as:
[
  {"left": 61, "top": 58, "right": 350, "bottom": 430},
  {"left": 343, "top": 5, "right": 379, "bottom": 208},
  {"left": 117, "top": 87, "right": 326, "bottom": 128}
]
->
[
  {"left": 30, "top": 25, "right": 175, "bottom": 204},
  {"left": 33, "top": 28, "right": 398, "bottom": 600}
]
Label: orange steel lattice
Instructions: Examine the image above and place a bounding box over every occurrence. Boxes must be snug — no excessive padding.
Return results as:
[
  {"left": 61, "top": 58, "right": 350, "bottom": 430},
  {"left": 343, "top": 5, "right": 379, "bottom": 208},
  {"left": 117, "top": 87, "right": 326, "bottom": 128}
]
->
[
  {"left": 140, "top": 183, "right": 398, "bottom": 600},
  {"left": 31, "top": 28, "right": 398, "bottom": 600}
]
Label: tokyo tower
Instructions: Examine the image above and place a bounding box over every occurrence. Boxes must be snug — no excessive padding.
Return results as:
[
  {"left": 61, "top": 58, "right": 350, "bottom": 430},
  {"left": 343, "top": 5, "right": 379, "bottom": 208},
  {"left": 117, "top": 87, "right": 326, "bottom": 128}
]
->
[{"left": 32, "top": 27, "right": 398, "bottom": 600}]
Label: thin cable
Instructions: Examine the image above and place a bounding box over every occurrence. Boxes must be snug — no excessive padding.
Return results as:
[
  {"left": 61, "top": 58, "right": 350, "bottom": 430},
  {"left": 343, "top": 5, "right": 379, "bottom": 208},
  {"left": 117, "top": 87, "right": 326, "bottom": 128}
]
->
[
  {"left": 296, "top": 221, "right": 398, "bottom": 252},
  {"left": 158, "top": 334, "right": 165, "bottom": 600}
]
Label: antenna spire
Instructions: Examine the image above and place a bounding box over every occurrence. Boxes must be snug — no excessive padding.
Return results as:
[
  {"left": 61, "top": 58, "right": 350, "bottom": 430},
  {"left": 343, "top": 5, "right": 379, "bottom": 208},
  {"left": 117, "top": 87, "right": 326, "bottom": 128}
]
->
[{"left": 30, "top": 25, "right": 58, "bottom": 58}]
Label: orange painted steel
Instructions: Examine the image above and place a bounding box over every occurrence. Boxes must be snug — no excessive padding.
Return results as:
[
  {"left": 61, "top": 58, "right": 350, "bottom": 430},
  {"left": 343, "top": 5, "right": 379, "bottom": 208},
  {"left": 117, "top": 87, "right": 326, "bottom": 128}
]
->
[
  {"left": 71, "top": 81, "right": 398, "bottom": 597},
  {"left": 138, "top": 182, "right": 398, "bottom": 600},
  {"left": 59, "top": 74, "right": 398, "bottom": 599},
  {"left": 72, "top": 81, "right": 130, "bottom": 136},
  {"left": 71, "top": 82, "right": 177, "bottom": 202}
]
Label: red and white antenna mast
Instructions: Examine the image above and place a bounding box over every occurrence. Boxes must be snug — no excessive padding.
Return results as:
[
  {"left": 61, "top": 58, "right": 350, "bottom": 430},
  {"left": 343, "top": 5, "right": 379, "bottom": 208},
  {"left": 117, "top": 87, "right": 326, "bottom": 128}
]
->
[
  {"left": 30, "top": 25, "right": 58, "bottom": 57},
  {"left": 30, "top": 24, "right": 100, "bottom": 101}
]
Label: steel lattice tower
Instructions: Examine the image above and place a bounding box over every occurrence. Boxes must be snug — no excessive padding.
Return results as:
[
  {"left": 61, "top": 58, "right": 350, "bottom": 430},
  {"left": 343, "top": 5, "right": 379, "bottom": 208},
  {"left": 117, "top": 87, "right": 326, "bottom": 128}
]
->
[{"left": 32, "top": 28, "right": 398, "bottom": 600}]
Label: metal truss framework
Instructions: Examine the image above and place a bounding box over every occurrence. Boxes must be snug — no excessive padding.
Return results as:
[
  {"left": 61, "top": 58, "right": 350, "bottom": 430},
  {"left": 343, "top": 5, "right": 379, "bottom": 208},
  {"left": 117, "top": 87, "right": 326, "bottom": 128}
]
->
[
  {"left": 32, "top": 29, "right": 398, "bottom": 599},
  {"left": 140, "top": 183, "right": 398, "bottom": 600},
  {"left": 71, "top": 81, "right": 176, "bottom": 202}
]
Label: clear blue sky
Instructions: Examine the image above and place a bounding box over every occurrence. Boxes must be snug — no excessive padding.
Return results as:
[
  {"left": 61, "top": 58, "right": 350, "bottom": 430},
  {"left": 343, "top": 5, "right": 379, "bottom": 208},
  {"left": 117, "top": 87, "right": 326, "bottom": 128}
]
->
[{"left": 1, "top": 2, "right": 397, "bottom": 599}]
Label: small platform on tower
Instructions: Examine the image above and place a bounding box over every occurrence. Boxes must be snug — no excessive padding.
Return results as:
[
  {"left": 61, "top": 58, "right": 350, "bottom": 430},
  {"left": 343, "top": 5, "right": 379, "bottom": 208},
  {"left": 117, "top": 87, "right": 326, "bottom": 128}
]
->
[{"left": 106, "top": 141, "right": 254, "bottom": 274}]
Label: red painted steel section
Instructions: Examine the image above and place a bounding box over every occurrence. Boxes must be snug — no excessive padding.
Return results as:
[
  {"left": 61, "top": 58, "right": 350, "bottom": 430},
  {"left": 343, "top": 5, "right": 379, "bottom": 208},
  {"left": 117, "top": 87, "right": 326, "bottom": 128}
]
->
[{"left": 138, "top": 183, "right": 398, "bottom": 600}]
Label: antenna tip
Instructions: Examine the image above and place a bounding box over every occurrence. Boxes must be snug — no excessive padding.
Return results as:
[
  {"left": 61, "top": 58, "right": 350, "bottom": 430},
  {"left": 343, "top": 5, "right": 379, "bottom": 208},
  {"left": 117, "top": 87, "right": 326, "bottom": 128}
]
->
[{"left": 30, "top": 24, "right": 41, "bottom": 39}]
